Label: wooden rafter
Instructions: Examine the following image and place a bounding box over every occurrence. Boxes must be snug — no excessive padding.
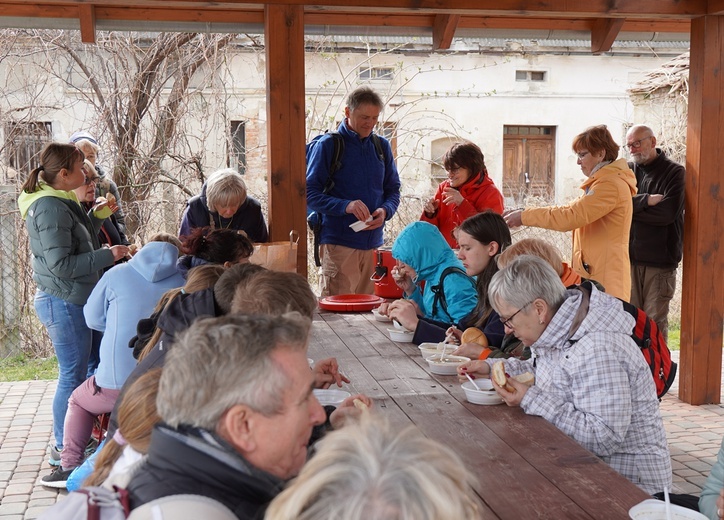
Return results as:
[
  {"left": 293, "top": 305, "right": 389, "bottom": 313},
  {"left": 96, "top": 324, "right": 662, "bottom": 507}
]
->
[
  {"left": 591, "top": 17, "right": 625, "bottom": 53},
  {"left": 0, "top": 0, "right": 708, "bottom": 17},
  {"left": 432, "top": 14, "right": 460, "bottom": 50},
  {"left": 78, "top": 4, "right": 96, "bottom": 43}
]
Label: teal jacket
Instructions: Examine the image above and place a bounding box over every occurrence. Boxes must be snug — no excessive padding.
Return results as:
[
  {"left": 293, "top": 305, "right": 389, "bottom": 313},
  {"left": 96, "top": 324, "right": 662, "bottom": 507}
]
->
[
  {"left": 391, "top": 221, "right": 477, "bottom": 324},
  {"left": 700, "top": 436, "right": 724, "bottom": 519},
  {"left": 18, "top": 184, "right": 115, "bottom": 305}
]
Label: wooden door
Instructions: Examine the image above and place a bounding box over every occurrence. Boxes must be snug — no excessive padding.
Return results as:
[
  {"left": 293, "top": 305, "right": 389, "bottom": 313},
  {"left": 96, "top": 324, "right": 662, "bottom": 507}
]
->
[{"left": 503, "top": 126, "right": 555, "bottom": 205}]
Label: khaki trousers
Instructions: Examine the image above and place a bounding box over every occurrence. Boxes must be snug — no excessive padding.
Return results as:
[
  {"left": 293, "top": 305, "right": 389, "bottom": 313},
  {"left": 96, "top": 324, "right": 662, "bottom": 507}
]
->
[
  {"left": 319, "top": 244, "right": 375, "bottom": 297},
  {"left": 630, "top": 264, "right": 677, "bottom": 341}
]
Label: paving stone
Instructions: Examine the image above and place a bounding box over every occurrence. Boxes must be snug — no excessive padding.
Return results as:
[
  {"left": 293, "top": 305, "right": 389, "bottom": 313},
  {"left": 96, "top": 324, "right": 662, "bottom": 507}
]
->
[
  {"left": 0, "top": 502, "right": 26, "bottom": 515},
  {"left": 3, "top": 482, "right": 33, "bottom": 496}
]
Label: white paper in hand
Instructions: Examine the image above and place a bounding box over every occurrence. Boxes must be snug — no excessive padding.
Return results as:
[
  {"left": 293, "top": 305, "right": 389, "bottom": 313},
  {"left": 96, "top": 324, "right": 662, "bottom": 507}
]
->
[{"left": 349, "top": 217, "right": 373, "bottom": 232}]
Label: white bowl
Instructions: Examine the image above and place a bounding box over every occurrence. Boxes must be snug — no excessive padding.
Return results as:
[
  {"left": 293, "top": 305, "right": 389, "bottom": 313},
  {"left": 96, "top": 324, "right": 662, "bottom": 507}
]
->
[
  {"left": 461, "top": 380, "right": 504, "bottom": 405},
  {"left": 313, "top": 389, "right": 351, "bottom": 407},
  {"left": 387, "top": 328, "right": 414, "bottom": 342},
  {"left": 371, "top": 308, "right": 391, "bottom": 322},
  {"left": 418, "top": 342, "right": 448, "bottom": 358},
  {"left": 426, "top": 355, "right": 470, "bottom": 375},
  {"left": 629, "top": 499, "right": 707, "bottom": 519}
]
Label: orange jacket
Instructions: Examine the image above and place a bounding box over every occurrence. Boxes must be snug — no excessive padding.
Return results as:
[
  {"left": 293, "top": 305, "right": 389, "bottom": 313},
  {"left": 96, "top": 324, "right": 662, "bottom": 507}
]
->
[
  {"left": 522, "top": 159, "right": 637, "bottom": 301},
  {"left": 420, "top": 176, "right": 504, "bottom": 248}
]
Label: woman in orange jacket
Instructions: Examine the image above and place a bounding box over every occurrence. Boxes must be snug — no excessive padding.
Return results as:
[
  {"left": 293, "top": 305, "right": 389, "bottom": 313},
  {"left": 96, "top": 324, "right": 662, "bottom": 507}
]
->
[
  {"left": 421, "top": 141, "right": 504, "bottom": 248},
  {"left": 504, "top": 125, "right": 636, "bottom": 301}
]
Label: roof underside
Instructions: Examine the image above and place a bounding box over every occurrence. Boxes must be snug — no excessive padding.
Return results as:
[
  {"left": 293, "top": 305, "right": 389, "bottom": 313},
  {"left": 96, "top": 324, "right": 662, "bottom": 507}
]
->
[{"left": 0, "top": 0, "right": 715, "bottom": 50}]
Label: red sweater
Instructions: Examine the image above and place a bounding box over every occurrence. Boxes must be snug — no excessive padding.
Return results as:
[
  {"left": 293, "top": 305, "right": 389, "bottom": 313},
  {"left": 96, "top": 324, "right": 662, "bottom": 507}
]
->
[{"left": 420, "top": 176, "right": 504, "bottom": 248}]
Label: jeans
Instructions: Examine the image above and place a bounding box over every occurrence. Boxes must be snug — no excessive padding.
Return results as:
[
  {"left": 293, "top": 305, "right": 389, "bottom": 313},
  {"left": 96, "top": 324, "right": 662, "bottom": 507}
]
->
[{"left": 34, "top": 290, "right": 92, "bottom": 449}]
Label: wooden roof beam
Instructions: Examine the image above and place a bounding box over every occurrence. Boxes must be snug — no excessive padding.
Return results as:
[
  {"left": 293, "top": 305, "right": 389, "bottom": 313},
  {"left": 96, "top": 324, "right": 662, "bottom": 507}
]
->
[
  {"left": 708, "top": 0, "right": 724, "bottom": 14},
  {"left": 0, "top": 0, "right": 709, "bottom": 18},
  {"left": 591, "top": 17, "right": 625, "bottom": 53},
  {"left": 78, "top": 4, "right": 96, "bottom": 43},
  {"left": 432, "top": 13, "right": 460, "bottom": 50}
]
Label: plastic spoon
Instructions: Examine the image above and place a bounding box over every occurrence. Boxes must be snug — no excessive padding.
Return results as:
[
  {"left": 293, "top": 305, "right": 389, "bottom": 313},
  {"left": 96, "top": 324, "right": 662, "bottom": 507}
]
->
[
  {"left": 465, "top": 372, "right": 482, "bottom": 391},
  {"left": 663, "top": 486, "right": 673, "bottom": 520}
]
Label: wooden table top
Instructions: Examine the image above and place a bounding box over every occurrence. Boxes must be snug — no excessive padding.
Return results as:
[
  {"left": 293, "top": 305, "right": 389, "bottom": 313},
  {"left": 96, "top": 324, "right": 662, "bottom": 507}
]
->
[{"left": 308, "top": 310, "right": 650, "bottom": 520}]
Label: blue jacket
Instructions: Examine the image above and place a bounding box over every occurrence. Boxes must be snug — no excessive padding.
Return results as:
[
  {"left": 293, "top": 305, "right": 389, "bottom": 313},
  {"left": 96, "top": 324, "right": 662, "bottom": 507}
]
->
[
  {"left": 84, "top": 241, "right": 185, "bottom": 390},
  {"left": 306, "top": 120, "right": 401, "bottom": 250},
  {"left": 179, "top": 182, "right": 269, "bottom": 243},
  {"left": 391, "top": 222, "right": 477, "bottom": 324}
]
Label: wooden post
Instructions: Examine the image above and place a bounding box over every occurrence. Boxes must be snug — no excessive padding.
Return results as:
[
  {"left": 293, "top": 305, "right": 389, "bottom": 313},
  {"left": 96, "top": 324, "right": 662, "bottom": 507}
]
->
[
  {"left": 679, "top": 15, "right": 724, "bottom": 404},
  {"left": 264, "top": 4, "right": 307, "bottom": 276}
]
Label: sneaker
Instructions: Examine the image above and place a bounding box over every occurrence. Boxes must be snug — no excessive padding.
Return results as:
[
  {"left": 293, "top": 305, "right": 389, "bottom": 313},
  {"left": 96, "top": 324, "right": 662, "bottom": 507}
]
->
[
  {"left": 84, "top": 436, "right": 99, "bottom": 458},
  {"left": 47, "top": 443, "right": 61, "bottom": 467},
  {"left": 40, "top": 466, "right": 74, "bottom": 489}
]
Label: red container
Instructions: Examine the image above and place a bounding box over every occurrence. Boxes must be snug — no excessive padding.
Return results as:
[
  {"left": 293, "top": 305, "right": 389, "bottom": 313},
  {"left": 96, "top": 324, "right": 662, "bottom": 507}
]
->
[{"left": 370, "top": 247, "right": 404, "bottom": 299}]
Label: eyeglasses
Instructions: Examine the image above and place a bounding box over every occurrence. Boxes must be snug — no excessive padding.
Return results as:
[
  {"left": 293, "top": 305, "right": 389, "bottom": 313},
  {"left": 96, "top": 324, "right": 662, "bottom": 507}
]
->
[
  {"left": 625, "top": 136, "right": 652, "bottom": 150},
  {"left": 84, "top": 176, "right": 100, "bottom": 186},
  {"left": 576, "top": 151, "right": 590, "bottom": 160},
  {"left": 445, "top": 166, "right": 463, "bottom": 174},
  {"left": 500, "top": 301, "right": 533, "bottom": 329}
]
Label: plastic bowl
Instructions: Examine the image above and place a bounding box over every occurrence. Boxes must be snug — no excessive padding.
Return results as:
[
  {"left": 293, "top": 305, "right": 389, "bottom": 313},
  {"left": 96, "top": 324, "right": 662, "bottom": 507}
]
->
[
  {"left": 313, "top": 389, "right": 351, "bottom": 407},
  {"left": 387, "top": 328, "right": 414, "bottom": 343},
  {"left": 418, "top": 342, "right": 448, "bottom": 358},
  {"left": 426, "top": 354, "right": 470, "bottom": 375},
  {"left": 629, "top": 499, "right": 708, "bottom": 519},
  {"left": 461, "top": 380, "right": 504, "bottom": 405}
]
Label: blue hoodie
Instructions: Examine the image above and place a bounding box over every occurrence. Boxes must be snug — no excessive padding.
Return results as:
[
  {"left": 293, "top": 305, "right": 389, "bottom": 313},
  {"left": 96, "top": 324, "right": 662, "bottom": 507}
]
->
[
  {"left": 84, "top": 241, "right": 185, "bottom": 390},
  {"left": 391, "top": 221, "right": 477, "bottom": 324}
]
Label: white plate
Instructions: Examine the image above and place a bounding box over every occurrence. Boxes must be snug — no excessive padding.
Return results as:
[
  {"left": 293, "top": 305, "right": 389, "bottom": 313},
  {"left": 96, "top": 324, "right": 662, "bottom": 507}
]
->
[
  {"left": 371, "top": 308, "right": 391, "bottom": 322},
  {"left": 629, "top": 499, "right": 707, "bottom": 519},
  {"left": 387, "top": 328, "right": 414, "bottom": 342},
  {"left": 426, "top": 355, "right": 470, "bottom": 375},
  {"left": 313, "top": 389, "right": 351, "bottom": 407},
  {"left": 461, "top": 380, "right": 504, "bottom": 405}
]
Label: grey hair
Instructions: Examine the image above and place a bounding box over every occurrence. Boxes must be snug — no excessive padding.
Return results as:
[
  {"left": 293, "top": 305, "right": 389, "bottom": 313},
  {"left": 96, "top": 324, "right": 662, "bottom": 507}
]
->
[
  {"left": 346, "top": 86, "right": 383, "bottom": 111},
  {"left": 158, "top": 313, "right": 311, "bottom": 430},
  {"left": 488, "top": 255, "right": 566, "bottom": 314},
  {"left": 265, "top": 414, "right": 481, "bottom": 520},
  {"left": 205, "top": 168, "right": 247, "bottom": 212}
]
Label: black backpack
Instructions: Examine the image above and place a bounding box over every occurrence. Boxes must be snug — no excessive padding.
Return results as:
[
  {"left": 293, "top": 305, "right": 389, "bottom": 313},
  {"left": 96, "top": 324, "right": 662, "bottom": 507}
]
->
[
  {"left": 306, "top": 131, "right": 386, "bottom": 267},
  {"left": 430, "top": 266, "right": 477, "bottom": 325}
]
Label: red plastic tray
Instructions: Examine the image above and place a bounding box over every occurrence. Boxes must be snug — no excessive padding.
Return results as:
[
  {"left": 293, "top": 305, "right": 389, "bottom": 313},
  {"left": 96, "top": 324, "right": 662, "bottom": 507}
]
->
[{"left": 318, "top": 294, "right": 384, "bottom": 312}]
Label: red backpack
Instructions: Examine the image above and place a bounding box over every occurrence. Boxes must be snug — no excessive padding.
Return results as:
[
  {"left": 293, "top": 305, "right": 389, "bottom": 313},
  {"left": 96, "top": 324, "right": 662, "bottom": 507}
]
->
[{"left": 578, "top": 282, "right": 677, "bottom": 399}]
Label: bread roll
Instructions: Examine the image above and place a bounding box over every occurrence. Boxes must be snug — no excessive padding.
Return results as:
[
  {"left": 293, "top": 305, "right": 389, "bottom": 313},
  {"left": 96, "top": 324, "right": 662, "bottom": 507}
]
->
[
  {"left": 106, "top": 192, "right": 116, "bottom": 204},
  {"left": 491, "top": 361, "right": 508, "bottom": 389},
  {"left": 461, "top": 327, "right": 489, "bottom": 347}
]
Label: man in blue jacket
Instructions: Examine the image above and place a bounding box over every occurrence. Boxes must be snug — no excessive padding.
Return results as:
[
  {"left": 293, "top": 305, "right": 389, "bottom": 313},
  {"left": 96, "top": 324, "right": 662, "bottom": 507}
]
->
[{"left": 306, "top": 87, "right": 401, "bottom": 296}]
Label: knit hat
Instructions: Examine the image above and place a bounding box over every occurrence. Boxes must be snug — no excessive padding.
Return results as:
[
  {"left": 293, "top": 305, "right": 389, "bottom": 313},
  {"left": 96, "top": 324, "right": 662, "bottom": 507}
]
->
[{"left": 69, "top": 131, "right": 97, "bottom": 145}]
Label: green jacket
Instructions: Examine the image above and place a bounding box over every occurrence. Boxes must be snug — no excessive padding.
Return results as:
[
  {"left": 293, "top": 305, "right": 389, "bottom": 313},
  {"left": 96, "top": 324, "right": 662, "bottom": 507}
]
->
[{"left": 18, "top": 184, "right": 115, "bottom": 305}]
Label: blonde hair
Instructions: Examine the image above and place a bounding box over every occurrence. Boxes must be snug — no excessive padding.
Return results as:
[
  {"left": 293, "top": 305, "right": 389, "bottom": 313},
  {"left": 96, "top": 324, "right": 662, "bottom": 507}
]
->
[
  {"left": 497, "top": 238, "right": 564, "bottom": 277},
  {"left": 205, "top": 168, "right": 247, "bottom": 212},
  {"left": 265, "top": 414, "right": 481, "bottom": 520},
  {"left": 84, "top": 368, "right": 161, "bottom": 487}
]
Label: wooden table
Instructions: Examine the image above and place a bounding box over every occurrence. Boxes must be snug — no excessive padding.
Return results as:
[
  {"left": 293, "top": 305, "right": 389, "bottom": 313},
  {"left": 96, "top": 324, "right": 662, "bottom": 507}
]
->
[{"left": 309, "top": 311, "right": 650, "bottom": 519}]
